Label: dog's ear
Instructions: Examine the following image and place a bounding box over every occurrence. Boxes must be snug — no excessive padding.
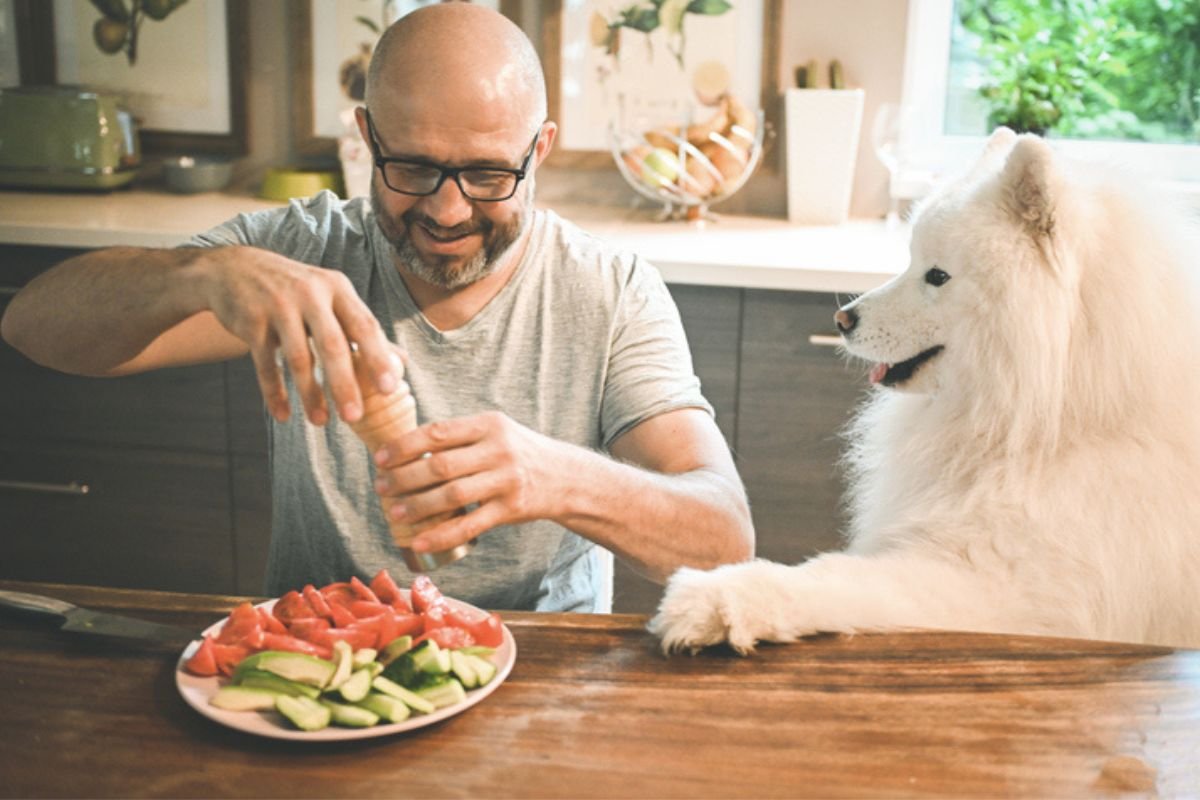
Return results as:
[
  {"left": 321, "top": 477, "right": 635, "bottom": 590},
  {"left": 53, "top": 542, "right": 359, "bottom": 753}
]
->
[{"left": 999, "top": 135, "right": 1059, "bottom": 239}]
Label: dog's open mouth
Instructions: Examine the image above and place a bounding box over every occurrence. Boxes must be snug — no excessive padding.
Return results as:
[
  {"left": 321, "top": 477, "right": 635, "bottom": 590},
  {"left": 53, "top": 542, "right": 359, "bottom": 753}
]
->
[{"left": 869, "top": 346, "right": 945, "bottom": 386}]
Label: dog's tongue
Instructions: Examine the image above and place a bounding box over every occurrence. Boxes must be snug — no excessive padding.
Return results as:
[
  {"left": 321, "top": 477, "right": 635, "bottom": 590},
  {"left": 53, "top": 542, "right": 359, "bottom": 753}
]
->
[{"left": 869, "top": 363, "right": 889, "bottom": 384}]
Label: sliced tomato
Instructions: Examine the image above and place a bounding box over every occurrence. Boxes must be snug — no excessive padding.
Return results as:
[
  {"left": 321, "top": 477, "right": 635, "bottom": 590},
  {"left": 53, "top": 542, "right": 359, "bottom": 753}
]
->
[
  {"left": 319, "top": 581, "right": 356, "bottom": 607},
  {"left": 287, "top": 617, "right": 332, "bottom": 644},
  {"left": 349, "top": 600, "right": 389, "bottom": 619},
  {"left": 257, "top": 607, "right": 288, "bottom": 635},
  {"left": 216, "top": 602, "right": 264, "bottom": 648},
  {"left": 302, "top": 584, "right": 334, "bottom": 620},
  {"left": 420, "top": 603, "right": 450, "bottom": 632},
  {"left": 349, "top": 575, "right": 381, "bottom": 604},
  {"left": 415, "top": 626, "right": 475, "bottom": 650},
  {"left": 375, "top": 611, "right": 423, "bottom": 650},
  {"left": 261, "top": 632, "right": 333, "bottom": 660},
  {"left": 212, "top": 641, "right": 252, "bottom": 677},
  {"left": 321, "top": 626, "right": 377, "bottom": 651},
  {"left": 369, "top": 569, "right": 412, "bottom": 612},
  {"left": 184, "top": 635, "right": 219, "bottom": 676},
  {"left": 447, "top": 606, "right": 505, "bottom": 648},
  {"left": 329, "top": 601, "right": 358, "bottom": 628},
  {"left": 272, "top": 590, "right": 315, "bottom": 624},
  {"left": 410, "top": 575, "right": 446, "bottom": 613}
]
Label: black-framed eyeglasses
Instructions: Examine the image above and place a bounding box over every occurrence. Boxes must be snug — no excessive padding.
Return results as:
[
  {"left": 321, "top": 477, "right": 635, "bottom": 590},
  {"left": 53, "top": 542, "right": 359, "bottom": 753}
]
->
[{"left": 364, "top": 110, "right": 540, "bottom": 202}]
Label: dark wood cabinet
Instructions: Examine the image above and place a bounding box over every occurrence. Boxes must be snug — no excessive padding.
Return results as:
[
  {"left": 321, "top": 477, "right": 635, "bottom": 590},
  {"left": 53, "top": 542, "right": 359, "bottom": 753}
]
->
[
  {"left": 1, "top": 245, "right": 871, "bottom": 612},
  {"left": 610, "top": 285, "right": 869, "bottom": 613}
]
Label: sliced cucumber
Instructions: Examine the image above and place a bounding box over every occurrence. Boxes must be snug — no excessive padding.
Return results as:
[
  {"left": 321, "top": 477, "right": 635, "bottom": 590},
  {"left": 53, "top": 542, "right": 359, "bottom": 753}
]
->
[
  {"left": 378, "top": 635, "right": 413, "bottom": 667},
  {"left": 415, "top": 676, "right": 467, "bottom": 709},
  {"left": 234, "top": 651, "right": 335, "bottom": 688},
  {"left": 356, "top": 692, "right": 411, "bottom": 724},
  {"left": 236, "top": 669, "right": 321, "bottom": 699},
  {"left": 466, "top": 653, "right": 497, "bottom": 686},
  {"left": 325, "top": 640, "right": 354, "bottom": 691},
  {"left": 275, "top": 695, "right": 331, "bottom": 731},
  {"left": 371, "top": 675, "right": 435, "bottom": 714},
  {"left": 210, "top": 685, "right": 281, "bottom": 711},
  {"left": 337, "top": 668, "right": 373, "bottom": 703},
  {"left": 351, "top": 648, "right": 378, "bottom": 670},
  {"left": 319, "top": 697, "right": 380, "bottom": 728},
  {"left": 449, "top": 650, "right": 479, "bottom": 689}
]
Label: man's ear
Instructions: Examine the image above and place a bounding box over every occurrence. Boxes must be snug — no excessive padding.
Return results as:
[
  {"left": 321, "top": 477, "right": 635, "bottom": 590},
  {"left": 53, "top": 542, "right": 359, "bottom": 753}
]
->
[
  {"left": 534, "top": 120, "right": 558, "bottom": 168},
  {"left": 354, "top": 106, "right": 370, "bottom": 144},
  {"left": 1000, "top": 134, "right": 1059, "bottom": 239}
]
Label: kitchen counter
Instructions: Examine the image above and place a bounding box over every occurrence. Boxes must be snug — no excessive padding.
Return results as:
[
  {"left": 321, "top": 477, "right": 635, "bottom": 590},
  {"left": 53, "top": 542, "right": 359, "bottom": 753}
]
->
[
  {"left": 2, "top": 579, "right": 1197, "bottom": 797},
  {"left": 0, "top": 189, "right": 907, "bottom": 293}
]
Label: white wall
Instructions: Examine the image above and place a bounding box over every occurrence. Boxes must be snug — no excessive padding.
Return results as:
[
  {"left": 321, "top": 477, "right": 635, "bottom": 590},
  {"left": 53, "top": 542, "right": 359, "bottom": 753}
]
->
[{"left": 232, "top": 0, "right": 913, "bottom": 221}]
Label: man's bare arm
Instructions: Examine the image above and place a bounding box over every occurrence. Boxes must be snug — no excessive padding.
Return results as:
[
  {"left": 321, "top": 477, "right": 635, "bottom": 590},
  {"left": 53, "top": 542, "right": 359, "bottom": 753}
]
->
[
  {"left": 0, "top": 245, "right": 402, "bottom": 424},
  {"left": 373, "top": 407, "right": 755, "bottom": 583}
]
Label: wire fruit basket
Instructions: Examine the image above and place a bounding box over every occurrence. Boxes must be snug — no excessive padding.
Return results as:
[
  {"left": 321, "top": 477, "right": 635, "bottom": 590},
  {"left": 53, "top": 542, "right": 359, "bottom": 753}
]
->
[{"left": 610, "top": 93, "right": 765, "bottom": 223}]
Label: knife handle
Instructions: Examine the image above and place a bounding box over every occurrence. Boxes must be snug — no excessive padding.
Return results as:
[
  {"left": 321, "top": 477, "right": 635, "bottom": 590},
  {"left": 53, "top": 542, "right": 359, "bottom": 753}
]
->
[{"left": 0, "top": 589, "right": 76, "bottom": 618}]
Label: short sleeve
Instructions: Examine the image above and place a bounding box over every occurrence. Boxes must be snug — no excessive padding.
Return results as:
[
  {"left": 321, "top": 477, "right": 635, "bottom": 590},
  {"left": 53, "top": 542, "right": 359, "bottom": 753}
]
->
[{"left": 599, "top": 257, "right": 713, "bottom": 449}]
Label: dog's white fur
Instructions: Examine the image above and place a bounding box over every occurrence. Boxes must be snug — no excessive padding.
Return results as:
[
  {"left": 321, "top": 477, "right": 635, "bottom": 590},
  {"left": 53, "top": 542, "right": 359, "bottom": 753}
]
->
[{"left": 649, "top": 130, "right": 1200, "bottom": 652}]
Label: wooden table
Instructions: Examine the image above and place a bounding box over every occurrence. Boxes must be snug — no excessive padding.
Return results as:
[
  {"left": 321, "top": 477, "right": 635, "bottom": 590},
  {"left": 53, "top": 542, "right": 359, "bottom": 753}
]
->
[{"left": 2, "top": 580, "right": 1197, "bottom": 798}]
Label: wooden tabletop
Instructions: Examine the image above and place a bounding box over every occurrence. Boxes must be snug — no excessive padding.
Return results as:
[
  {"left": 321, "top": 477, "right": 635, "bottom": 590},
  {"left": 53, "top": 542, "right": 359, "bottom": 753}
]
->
[{"left": 1, "top": 580, "right": 1197, "bottom": 798}]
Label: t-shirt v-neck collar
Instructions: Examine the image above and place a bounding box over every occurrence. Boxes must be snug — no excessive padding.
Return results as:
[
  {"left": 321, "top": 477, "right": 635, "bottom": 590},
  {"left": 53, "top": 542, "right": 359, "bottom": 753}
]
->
[{"left": 370, "top": 210, "right": 544, "bottom": 345}]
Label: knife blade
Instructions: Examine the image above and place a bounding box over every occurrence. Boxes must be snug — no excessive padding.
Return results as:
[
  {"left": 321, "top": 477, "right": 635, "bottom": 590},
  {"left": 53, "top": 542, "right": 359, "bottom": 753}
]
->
[{"left": 0, "top": 589, "right": 196, "bottom": 645}]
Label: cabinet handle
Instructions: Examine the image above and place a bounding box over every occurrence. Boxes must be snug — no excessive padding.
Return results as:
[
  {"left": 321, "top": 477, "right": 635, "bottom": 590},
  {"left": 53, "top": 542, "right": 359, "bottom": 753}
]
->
[
  {"left": 0, "top": 479, "right": 90, "bottom": 495},
  {"left": 0, "top": 286, "right": 21, "bottom": 297},
  {"left": 808, "top": 334, "right": 843, "bottom": 348}
]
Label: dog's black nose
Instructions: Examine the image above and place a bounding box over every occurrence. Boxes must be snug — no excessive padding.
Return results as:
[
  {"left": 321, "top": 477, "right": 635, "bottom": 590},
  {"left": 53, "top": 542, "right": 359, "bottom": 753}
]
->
[{"left": 835, "top": 308, "right": 857, "bottom": 335}]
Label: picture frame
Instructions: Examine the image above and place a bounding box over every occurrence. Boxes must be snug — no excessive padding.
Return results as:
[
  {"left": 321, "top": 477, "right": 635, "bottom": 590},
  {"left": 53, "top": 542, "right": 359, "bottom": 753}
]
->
[
  {"left": 542, "top": 0, "right": 782, "bottom": 169},
  {"left": 12, "top": 0, "right": 248, "bottom": 155},
  {"left": 291, "top": 0, "right": 522, "bottom": 159}
]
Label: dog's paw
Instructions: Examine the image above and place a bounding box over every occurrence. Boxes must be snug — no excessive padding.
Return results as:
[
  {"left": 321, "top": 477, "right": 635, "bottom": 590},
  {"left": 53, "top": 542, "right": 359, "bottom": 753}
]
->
[{"left": 648, "top": 563, "right": 777, "bottom": 655}]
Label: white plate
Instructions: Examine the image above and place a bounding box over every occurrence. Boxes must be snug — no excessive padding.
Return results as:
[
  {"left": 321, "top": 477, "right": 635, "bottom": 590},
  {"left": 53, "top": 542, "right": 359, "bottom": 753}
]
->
[{"left": 175, "top": 594, "right": 516, "bottom": 741}]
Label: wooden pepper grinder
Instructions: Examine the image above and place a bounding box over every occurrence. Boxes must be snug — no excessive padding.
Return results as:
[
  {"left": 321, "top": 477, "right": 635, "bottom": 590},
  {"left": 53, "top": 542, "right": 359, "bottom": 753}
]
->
[{"left": 347, "top": 351, "right": 470, "bottom": 572}]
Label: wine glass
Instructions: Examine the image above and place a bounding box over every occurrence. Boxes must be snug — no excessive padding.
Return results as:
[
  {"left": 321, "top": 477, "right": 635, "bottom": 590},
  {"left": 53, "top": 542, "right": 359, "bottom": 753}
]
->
[{"left": 871, "top": 103, "right": 913, "bottom": 229}]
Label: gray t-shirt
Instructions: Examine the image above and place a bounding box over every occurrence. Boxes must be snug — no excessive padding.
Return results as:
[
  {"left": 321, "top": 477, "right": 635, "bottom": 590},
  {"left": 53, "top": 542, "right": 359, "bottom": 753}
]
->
[{"left": 191, "top": 191, "right": 711, "bottom": 611}]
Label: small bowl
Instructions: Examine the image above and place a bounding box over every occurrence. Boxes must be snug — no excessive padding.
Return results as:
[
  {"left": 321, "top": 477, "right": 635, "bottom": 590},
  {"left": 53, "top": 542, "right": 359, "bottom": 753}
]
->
[
  {"left": 162, "top": 156, "right": 234, "bottom": 194},
  {"left": 260, "top": 167, "right": 344, "bottom": 201}
]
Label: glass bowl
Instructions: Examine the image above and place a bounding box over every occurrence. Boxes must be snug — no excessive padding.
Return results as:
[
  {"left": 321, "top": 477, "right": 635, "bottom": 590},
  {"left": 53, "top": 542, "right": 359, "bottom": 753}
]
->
[{"left": 610, "top": 96, "right": 765, "bottom": 223}]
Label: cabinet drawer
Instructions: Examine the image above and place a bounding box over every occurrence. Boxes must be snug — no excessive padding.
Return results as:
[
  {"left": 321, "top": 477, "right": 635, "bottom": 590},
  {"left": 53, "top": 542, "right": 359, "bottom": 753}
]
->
[
  {"left": 738, "top": 290, "right": 869, "bottom": 563},
  {"left": 0, "top": 442, "right": 236, "bottom": 593},
  {"left": 0, "top": 340, "right": 228, "bottom": 452}
]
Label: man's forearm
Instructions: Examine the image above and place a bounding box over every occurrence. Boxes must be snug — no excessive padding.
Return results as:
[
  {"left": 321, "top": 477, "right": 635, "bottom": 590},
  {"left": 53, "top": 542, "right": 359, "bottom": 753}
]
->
[
  {"left": 1, "top": 246, "right": 214, "bottom": 375},
  {"left": 556, "top": 445, "right": 754, "bottom": 584}
]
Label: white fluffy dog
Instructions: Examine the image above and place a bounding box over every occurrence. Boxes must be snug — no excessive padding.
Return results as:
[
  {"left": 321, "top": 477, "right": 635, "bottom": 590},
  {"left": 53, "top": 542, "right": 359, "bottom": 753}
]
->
[{"left": 650, "top": 129, "right": 1200, "bottom": 653}]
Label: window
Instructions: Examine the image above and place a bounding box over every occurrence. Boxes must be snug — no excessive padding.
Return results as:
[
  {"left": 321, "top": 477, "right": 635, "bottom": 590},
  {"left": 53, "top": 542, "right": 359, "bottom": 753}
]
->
[{"left": 893, "top": 0, "right": 1200, "bottom": 201}]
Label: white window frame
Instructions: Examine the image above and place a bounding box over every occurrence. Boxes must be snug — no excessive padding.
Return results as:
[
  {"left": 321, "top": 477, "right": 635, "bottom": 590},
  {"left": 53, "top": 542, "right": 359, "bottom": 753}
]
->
[{"left": 895, "top": 0, "right": 1200, "bottom": 203}]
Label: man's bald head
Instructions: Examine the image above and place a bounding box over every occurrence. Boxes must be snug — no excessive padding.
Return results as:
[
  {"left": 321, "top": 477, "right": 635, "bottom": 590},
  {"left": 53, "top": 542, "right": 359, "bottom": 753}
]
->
[{"left": 365, "top": 3, "right": 546, "bottom": 133}]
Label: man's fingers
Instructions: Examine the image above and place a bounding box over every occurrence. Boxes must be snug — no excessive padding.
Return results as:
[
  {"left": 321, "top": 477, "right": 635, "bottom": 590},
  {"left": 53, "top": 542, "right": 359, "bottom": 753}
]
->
[
  {"left": 306, "top": 314, "right": 361, "bottom": 423},
  {"left": 251, "top": 343, "right": 290, "bottom": 422},
  {"left": 277, "top": 322, "right": 328, "bottom": 425},
  {"left": 333, "top": 291, "right": 402, "bottom": 395},
  {"left": 375, "top": 417, "right": 490, "bottom": 467},
  {"left": 409, "top": 503, "right": 500, "bottom": 554}
]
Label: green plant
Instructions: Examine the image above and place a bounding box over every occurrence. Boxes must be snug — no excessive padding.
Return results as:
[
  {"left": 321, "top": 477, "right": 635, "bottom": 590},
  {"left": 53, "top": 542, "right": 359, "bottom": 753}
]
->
[
  {"left": 590, "top": 0, "right": 732, "bottom": 71},
  {"left": 88, "top": 0, "right": 188, "bottom": 66},
  {"left": 957, "top": 0, "right": 1200, "bottom": 141}
]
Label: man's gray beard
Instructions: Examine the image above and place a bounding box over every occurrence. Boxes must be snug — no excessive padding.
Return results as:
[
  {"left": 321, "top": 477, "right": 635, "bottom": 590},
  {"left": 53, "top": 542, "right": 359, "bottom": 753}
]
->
[{"left": 371, "top": 179, "right": 533, "bottom": 290}]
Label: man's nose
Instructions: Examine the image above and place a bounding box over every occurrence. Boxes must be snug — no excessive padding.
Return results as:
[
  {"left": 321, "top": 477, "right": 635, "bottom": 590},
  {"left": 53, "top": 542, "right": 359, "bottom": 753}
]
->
[{"left": 419, "top": 176, "right": 474, "bottom": 227}]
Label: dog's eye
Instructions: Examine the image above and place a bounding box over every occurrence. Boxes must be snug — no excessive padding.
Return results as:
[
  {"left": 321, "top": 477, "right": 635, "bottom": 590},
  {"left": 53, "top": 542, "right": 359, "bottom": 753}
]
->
[{"left": 924, "top": 267, "right": 951, "bottom": 287}]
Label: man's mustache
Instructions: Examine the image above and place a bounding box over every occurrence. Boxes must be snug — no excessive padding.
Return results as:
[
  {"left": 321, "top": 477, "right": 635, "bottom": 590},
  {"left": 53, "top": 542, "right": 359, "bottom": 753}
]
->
[{"left": 403, "top": 212, "right": 487, "bottom": 239}]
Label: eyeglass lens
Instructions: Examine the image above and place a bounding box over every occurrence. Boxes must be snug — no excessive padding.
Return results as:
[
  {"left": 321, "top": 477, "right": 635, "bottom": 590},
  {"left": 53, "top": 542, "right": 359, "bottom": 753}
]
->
[{"left": 381, "top": 163, "right": 518, "bottom": 200}]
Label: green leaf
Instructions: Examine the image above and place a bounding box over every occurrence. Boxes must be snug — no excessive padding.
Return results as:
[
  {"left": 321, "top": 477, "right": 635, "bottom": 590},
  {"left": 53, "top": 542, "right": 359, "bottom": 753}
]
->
[
  {"left": 356, "top": 15, "right": 380, "bottom": 34},
  {"left": 687, "top": 0, "right": 732, "bottom": 14}
]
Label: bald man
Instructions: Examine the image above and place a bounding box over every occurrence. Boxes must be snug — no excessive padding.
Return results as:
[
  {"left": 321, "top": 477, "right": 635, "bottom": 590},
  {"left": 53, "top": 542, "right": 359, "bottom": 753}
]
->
[{"left": 1, "top": 4, "right": 753, "bottom": 611}]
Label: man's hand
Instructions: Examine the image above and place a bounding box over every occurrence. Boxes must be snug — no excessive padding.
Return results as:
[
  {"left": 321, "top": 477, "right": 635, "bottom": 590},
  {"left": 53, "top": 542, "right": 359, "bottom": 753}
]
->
[
  {"left": 370, "top": 411, "right": 568, "bottom": 554},
  {"left": 202, "top": 247, "right": 402, "bottom": 425}
]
